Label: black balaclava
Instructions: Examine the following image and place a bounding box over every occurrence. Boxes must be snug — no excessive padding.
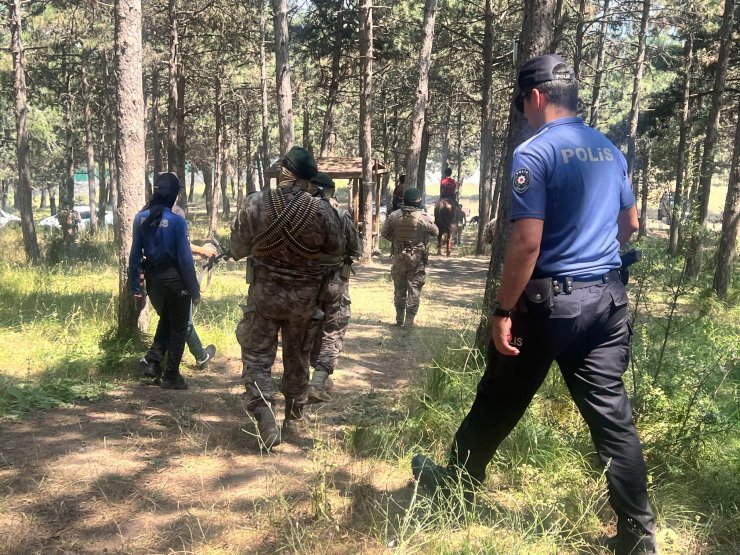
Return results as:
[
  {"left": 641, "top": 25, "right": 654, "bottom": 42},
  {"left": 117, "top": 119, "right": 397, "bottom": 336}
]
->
[{"left": 144, "top": 172, "right": 181, "bottom": 227}]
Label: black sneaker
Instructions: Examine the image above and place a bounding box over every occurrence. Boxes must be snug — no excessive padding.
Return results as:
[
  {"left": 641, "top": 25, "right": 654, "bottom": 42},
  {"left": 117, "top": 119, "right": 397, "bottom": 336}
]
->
[
  {"left": 140, "top": 357, "right": 161, "bottom": 378},
  {"left": 196, "top": 345, "right": 216, "bottom": 370},
  {"left": 160, "top": 373, "right": 188, "bottom": 390}
]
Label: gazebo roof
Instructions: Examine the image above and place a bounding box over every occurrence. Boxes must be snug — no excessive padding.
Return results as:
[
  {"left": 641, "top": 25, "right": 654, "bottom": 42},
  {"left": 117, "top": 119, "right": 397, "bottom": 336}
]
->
[{"left": 263, "top": 156, "right": 390, "bottom": 181}]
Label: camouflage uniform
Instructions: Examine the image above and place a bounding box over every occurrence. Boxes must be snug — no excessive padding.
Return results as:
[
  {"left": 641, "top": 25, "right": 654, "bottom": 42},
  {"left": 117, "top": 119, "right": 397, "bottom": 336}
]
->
[
  {"left": 381, "top": 201, "right": 438, "bottom": 326},
  {"left": 310, "top": 197, "right": 361, "bottom": 382},
  {"left": 230, "top": 182, "right": 345, "bottom": 413}
]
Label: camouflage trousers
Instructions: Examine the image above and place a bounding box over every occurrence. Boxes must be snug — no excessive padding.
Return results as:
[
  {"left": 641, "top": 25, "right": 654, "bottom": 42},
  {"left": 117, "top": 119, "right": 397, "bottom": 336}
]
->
[
  {"left": 236, "top": 279, "right": 324, "bottom": 411},
  {"left": 310, "top": 271, "right": 351, "bottom": 375},
  {"left": 390, "top": 251, "right": 427, "bottom": 316}
]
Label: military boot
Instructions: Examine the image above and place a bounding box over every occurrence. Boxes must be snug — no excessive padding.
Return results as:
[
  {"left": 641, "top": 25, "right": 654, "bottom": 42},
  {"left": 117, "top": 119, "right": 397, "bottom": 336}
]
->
[
  {"left": 307, "top": 369, "right": 332, "bottom": 404},
  {"left": 282, "top": 398, "right": 312, "bottom": 437},
  {"left": 252, "top": 404, "right": 281, "bottom": 449},
  {"left": 405, "top": 311, "right": 417, "bottom": 327},
  {"left": 395, "top": 307, "right": 405, "bottom": 326}
]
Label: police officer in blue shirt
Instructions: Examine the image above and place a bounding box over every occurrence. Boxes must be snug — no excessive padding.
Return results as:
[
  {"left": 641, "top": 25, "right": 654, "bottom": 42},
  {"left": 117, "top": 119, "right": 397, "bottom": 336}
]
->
[
  {"left": 129, "top": 172, "right": 200, "bottom": 390},
  {"left": 412, "top": 55, "right": 657, "bottom": 555}
]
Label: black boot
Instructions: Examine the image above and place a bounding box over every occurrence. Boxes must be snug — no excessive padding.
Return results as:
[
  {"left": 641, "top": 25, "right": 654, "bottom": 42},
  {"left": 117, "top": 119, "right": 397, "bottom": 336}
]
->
[
  {"left": 252, "top": 404, "right": 280, "bottom": 449},
  {"left": 140, "top": 356, "right": 161, "bottom": 379},
  {"left": 282, "top": 398, "right": 312, "bottom": 437},
  {"left": 601, "top": 519, "right": 658, "bottom": 555},
  {"left": 160, "top": 372, "right": 187, "bottom": 390},
  {"left": 411, "top": 454, "right": 478, "bottom": 507}
]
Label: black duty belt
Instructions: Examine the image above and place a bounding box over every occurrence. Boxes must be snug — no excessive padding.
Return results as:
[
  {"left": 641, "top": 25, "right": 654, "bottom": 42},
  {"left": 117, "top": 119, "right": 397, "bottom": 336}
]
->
[{"left": 551, "top": 269, "right": 621, "bottom": 295}]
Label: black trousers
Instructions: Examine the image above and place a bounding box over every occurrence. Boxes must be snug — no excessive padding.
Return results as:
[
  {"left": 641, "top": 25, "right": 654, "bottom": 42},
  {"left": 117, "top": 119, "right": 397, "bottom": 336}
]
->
[
  {"left": 144, "top": 267, "right": 191, "bottom": 376},
  {"left": 450, "top": 280, "right": 655, "bottom": 538}
]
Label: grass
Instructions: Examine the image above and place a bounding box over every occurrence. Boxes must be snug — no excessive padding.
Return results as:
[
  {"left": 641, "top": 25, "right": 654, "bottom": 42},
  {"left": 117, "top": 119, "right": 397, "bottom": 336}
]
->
[{"left": 0, "top": 212, "right": 738, "bottom": 553}]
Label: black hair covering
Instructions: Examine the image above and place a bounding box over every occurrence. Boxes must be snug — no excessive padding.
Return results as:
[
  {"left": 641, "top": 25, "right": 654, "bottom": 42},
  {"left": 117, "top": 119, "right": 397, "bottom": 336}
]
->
[{"left": 143, "top": 172, "right": 181, "bottom": 227}]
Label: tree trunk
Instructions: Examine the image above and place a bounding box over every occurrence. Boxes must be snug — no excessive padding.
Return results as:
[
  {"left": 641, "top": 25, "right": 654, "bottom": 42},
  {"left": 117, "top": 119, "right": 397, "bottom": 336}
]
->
[
  {"left": 48, "top": 186, "right": 57, "bottom": 215},
  {"left": 98, "top": 150, "right": 107, "bottom": 224},
  {"left": 302, "top": 83, "right": 311, "bottom": 151},
  {"left": 713, "top": 99, "right": 740, "bottom": 299},
  {"left": 417, "top": 118, "right": 430, "bottom": 193},
  {"left": 404, "top": 0, "right": 438, "bottom": 188},
  {"left": 103, "top": 51, "right": 118, "bottom": 232},
  {"left": 439, "top": 101, "right": 452, "bottom": 175},
  {"left": 381, "top": 87, "right": 391, "bottom": 210},
  {"left": 10, "top": 0, "right": 40, "bottom": 262},
  {"left": 63, "top": 58, "right": 75, "bottom": 211},
  {"left": 82, "top": 57, "right": 98, "bottom": 234},
  {"left": 115, "top": 0, "right": 147, "bottom": 336},
  {"left": 320, "top": 0, "right": 344, "bottom": 157},
  {"left": 167, "top": 0, "right": 186, "bottom": 208},
  {"left": 189, "top": 165, "right": 195, "bottom": 202},
  {"left": 208, "top": 77, "right": 223, "bottom": 239},
  {"left": 669, "top": 34, "right": 693, "bottom": 256},
  {"left": 686, "top": 0, "right": 734, "bottom": 279},
  {"left": 359, "top": 0, "right": 374, "bottom": 261},
  {"left": 236, "top": 104, "right": 244, "bottom": 208},
  {"left": 573, "top": 0, "right": 587, "bottom": 78},
  {"left": 626, "top": 0, "right": 650, "bottom": 183},
  {"left": 638, "top": 147, "right": 649, "bottom": 237},
  {"left": 476, "top": 0, "right": 557, "bottom": 349},
  {"left": 477, "top": 0, "right": 495, "bottom": 255},
  {"left": 550, "top": 0, "right": 566, "bottom": 52},
  {"left": 259, "top": 2, "right": 271, "bottom": 176},
  {"left": 151, "top": 66, "right": 163, "bottom": 176},
  {"left": 272, "top": 0, "right": 295, "bottom": 155},
  {"left": 590, "top": 0, "right": 611, "bottom": 127}
]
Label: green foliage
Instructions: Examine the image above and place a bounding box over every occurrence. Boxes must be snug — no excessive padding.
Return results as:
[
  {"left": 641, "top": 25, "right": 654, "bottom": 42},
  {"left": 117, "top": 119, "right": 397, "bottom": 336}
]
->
[
  {"left": 351, "top": 236, "right": 739, "bottom": 553},
  {"left": 0, "top": 376, "right": 114, "bottom": 420}
]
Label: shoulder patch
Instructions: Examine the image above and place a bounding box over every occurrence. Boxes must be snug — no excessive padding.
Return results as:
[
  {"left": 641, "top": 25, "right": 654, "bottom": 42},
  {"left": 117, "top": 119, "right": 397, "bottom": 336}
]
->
[{"left": 512, "top": 168, "right": 531, "bottom": 194}]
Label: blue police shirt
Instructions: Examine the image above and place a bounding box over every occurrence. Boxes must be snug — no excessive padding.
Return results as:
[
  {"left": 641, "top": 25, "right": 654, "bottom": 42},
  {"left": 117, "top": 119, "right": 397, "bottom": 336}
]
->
[
  {"left": 510, "top": 116, "right": 635, "bottom": 279},
  {"left": 128, "top": 207, "right": 200, "bottom": 299}
]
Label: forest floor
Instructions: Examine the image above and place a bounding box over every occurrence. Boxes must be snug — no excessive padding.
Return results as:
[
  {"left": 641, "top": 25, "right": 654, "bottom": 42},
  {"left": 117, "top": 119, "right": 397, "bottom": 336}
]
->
[{"left": 0, "top": 246, "right": 490, "bottom": 554}]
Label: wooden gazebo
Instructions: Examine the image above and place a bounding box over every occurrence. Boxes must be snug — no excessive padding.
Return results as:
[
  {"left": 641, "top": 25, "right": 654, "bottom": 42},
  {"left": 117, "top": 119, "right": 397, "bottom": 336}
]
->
[{"left": 263, "top": 156, "right": 390, "bottom": 248}]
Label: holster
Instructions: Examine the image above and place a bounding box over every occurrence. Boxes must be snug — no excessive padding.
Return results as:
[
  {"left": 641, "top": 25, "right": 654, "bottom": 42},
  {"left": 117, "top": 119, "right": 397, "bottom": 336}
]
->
[
  {"left": 245, "top": 256, "right": 256, "bottom": 284},
  {"left": 520, "top": 277, "right": 554, "bottom": 315}
]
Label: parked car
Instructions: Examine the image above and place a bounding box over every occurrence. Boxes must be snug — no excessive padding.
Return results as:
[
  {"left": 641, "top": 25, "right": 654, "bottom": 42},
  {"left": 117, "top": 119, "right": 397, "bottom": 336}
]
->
[
  {"left": 38, "top": 206, "right": 113, "bottom": 231},
  {"left": 0, "top": 209, "right": 21, "bottom": 229}
]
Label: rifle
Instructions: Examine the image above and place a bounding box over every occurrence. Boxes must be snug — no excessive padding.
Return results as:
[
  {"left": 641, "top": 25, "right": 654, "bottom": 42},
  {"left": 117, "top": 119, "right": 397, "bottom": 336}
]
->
[
  {"left": 619, "top": 249, "right": 642, "bottom": 285},
  {"left": 198, "top": 237, "right": 232, "bottom": 291}
]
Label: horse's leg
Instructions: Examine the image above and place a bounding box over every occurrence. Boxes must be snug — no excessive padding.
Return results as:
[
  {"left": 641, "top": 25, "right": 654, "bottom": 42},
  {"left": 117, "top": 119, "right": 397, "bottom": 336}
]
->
[{"left": 437, "top": 235, "right": 441, "bottom": 256}]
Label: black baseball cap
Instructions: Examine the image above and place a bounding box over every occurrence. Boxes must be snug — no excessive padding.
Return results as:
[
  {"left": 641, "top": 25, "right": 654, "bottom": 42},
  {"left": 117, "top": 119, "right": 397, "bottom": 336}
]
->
[
  {"left": 154, "top": 172, "right": 182, "bottom": 195},
  {"left": 513, "top": 54, "right": 576, "bottom": 112}
]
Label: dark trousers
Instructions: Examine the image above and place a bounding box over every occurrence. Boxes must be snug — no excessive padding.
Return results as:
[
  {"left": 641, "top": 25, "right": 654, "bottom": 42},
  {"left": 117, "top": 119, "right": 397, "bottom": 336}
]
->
[
  {"left": 144, "top": 267, "right": 191, "bottom": 376},
  {"left": 450, "top": 281, "right": 655, "bottom": 538},
  {"left": 148, "top": 295, "right": 206, "bottom": 362}
]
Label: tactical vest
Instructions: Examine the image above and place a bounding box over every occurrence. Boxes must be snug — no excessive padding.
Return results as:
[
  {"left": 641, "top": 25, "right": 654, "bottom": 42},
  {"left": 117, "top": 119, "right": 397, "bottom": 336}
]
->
[{"left": 394, "top": 208, "right": 422, "bottom": 244}]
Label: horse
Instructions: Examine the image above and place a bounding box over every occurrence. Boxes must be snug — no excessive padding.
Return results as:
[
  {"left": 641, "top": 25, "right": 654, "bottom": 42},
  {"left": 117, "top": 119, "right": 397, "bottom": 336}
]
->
[{"left": 434, "top": 198, "right": 465, "bottom": 257}]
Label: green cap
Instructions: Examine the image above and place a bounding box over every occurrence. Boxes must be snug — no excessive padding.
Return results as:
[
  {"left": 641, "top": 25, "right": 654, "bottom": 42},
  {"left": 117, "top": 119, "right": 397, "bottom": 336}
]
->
[
  {"left": 311, "top": 172, "right": 335, "bottom": 190},
  {"left": 403, "top": 187, "right": 422, "bottom": 205},
  {"left": 283, "top": 146, "right": 318, "bottom": 180}
]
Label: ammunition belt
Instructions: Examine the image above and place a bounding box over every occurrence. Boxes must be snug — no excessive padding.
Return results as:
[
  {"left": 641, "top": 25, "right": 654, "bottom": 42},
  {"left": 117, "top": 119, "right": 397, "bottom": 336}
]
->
[{"left": 252, "top": 188, "right": 321, "bottom": 259}]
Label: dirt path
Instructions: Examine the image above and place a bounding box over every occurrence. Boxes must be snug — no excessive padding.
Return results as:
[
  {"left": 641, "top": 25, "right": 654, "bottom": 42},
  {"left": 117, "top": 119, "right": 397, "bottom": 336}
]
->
[{"left": 0, "top": 253, "right": 489, "bottom": 555}]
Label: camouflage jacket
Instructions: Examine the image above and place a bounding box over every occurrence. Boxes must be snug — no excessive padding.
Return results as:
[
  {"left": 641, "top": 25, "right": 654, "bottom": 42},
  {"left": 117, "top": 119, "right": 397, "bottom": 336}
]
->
[
  {"left": 230, "top": 185, "right": 346, "bottom": 282},
  {"left": 381, "top": 206, "right": 438, "bottom": 253}
]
